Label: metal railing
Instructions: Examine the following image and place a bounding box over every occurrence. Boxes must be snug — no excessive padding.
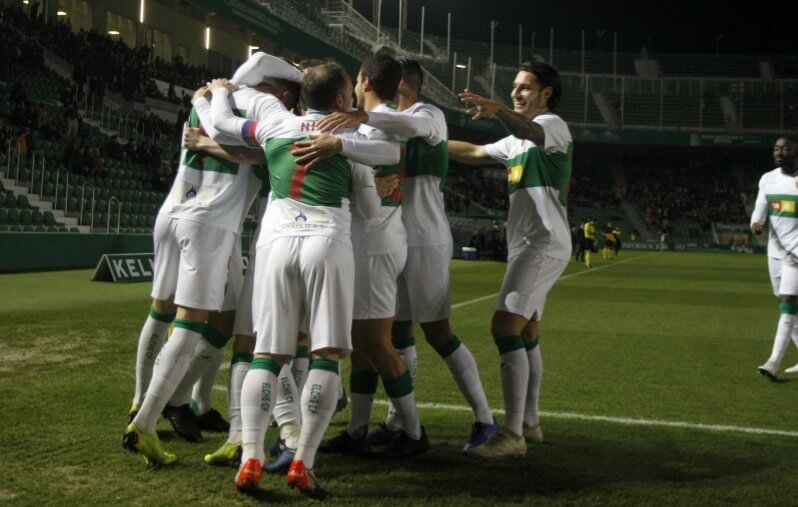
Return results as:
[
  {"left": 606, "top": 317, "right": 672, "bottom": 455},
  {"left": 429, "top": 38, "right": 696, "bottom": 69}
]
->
[
  {"left": 79, "top": 184, "right": 95, "bottom": 229},
  {"left": 54, "top": 167, "right": 69, "bottom": 213},
  {"left": 37, "top": 155, "right": 48, "bottom": 199},
  {"left": 107, "top": 197, "right": 121, "bottom": 234}
]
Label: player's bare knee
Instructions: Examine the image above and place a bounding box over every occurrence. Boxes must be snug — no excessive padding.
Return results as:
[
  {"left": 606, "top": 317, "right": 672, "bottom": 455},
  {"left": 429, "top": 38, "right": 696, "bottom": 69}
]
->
[
  {"left": 312, "top": 348, "right": 343, "bottom": 362},
  {"left": 421, "top": 319, "right": 452, "bottom": 348},
  {"left": 232, "top": 334, "right": 255, "bottom": 354},
  {"left": 151, "top": 298, "right": 176, "bottom": 314}
]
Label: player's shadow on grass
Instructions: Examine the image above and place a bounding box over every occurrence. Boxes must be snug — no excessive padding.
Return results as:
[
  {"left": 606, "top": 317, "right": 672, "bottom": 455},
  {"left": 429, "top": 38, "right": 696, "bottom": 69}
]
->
[{"left": 317, "top": 430, "right": 771, "bottom": 500}]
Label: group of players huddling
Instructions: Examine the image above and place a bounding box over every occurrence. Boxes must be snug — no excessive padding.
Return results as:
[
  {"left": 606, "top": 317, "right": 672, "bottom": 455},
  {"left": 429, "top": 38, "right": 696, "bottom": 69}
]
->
[{"left": 122, "top": 49, "right": 573, "bottom": 498}]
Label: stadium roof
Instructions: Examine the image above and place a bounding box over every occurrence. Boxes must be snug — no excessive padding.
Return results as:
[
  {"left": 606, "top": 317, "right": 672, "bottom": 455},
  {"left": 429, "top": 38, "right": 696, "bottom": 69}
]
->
[{"left": 352, "top": 0, "right": 786, "bottom": 56}]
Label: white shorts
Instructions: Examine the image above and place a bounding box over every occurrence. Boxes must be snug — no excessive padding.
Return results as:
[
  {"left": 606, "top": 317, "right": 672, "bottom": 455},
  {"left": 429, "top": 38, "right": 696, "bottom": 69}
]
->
[
  {"left": 769, "top": 256, "right": 783, "bottom": 296},
  {"left": 778, "top": 256, "right": 798, "bottom": 296},
  {"left": 354, "top": 248, "right": 407, "bottom": 320},
  {"left": 252, "top": 235, "right": 354, "bottom": 356},
  {"left": 232, "top": 246, "right": 257, "bottom": 337},
  {"left": 496, "top": 250, "right": 568, "bottom": 321},
  {"left": 395, "top": 243, "right": 452, "bottom": 323},
  {"left": 221, "top": 239, "right": 244, "bottom": 312},
  {"left": 151, "top": 214, "right": 236, "bottom": 311}
]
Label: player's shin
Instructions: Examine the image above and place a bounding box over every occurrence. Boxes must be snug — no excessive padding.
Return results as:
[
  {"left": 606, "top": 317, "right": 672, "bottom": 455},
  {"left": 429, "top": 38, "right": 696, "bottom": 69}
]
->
[
  {"left": 240, "top": 357, "right": 282, "bottom": 464},
  {"left": 295, "top": 358, "right": 341, "bottom": 470}
]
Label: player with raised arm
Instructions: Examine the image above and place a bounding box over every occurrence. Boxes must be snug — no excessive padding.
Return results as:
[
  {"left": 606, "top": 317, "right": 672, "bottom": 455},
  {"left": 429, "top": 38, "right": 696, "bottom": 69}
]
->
[
  {"left": 448, "top": 60, "right": 573, "bottom": 458},
  {"left": 312, "top": 57, "right": 496, "bottom": 453},
  {"left": 318, "top": 54, "right": 428, "bottom": 459},
  {"left": 206, "top": 61, "right": 398, "bottom": 497},
  {"left": 123, "top": 54, "right": 303, "bottom": 465},
  {"left": 751, "top": 134, "right": 798, "bottom": 379}
]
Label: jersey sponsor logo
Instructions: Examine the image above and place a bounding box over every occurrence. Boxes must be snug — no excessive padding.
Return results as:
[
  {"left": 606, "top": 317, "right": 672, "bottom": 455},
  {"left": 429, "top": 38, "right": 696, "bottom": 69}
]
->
[
  {"left": 507, "top": 164, "right": 523, "bottom": 185},
  {"left": 185, "top": 185, "right": 198, "bottom": 200},
  {"left": 295, "top": 211, "right": 308, "bottom": 222},
  {"left": 771, "top": 199, "right": 796, "bottom": 213}
]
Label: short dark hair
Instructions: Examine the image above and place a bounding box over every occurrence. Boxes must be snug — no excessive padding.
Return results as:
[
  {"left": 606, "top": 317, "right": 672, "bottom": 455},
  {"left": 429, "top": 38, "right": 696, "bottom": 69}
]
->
[
  {"left": 301, "top": 61, "right": 348, "bottom": 112},
  {"left": 360, "top": 53, "right": 402, "bottom": 101},
  {"left": 396, "top": 57, "right": 423, "bottom": 93},
  {"left": 519, "top": 60, "right": 562, "bottom": 112}
]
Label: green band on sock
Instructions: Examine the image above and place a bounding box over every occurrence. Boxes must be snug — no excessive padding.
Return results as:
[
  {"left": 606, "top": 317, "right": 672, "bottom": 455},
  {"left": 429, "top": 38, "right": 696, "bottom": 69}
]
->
[
  {"left": 392, "top": 320, "right": 414, "bottom": 346},
  {"left": 251, "top": 357, "right": 281, "bottom": 376},
  {"left": 524, "top": 338, "right": 540, "bottom": 351},
  {"left": 231, "top": 352, "right": 253, "bottom": 365},
  {"left": 173, "top": 318, "right": 206, "bottom": 335},
  {"left": 435, "top": 335, "right": 462, "bottom": 358},
  {"left": 149, "top": 306, "right": 176, "bottom": 323},
  {"left": 350, "top": 370, "right": 379, "bottom": 395},
  {"left": 202, "top": 325, "right": 229, "bottom": 350},
  {"left": 496, "top": 335, "right": 525, "bottom": 354},
  {"left": 384, "top": 370, "right": 414, "bottom": 398},
  {"left": 295, "top": 346, "right": 309, "bottom": 359},
  {"left": 310, "top": 358, "right": 339, "bottom": 374},
  {"left": 779, "top": 301, "right": 798, "bottom": 315}
]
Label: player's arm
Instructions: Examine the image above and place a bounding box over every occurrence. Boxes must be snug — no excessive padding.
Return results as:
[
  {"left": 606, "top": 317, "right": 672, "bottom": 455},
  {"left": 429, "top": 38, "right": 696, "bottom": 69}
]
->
[
  {"left": 448, "top": 140, "right": 496, "bottom": 166},
  {"left": 292, "top": 134, "right": 400, "bottom": 168},
  {"left": 750, "top": 177, "right": 769, "bottom": 234},
  {"left": 458, "top": 90, "right": 545, "bottom": 145},
  {"left": 351, "top": 163, "right": 382, "bottom": 219},
  {"left": 193, "top": 90, "right": 246, "bottom": 146},
  {"left": 316, "top": 109, "right": 434, "bottom": 139},
  {"left": 208, "top": 79, "right": 270, "bottom": 149},
  {"left": 230, "top": 51, "right": 303, "bottom": 87},
  {"left": 183, "top": 127, "right": 265, "bottom": 165}
]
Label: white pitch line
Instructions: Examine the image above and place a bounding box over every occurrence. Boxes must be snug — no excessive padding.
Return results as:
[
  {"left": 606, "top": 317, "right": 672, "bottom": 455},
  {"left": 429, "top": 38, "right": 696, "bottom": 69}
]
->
[
  {"left": 210, "top": 386, "right": 798, "bottom": 438},
  {"left": 451, "top": 252, "right": 657, "bottom": 310}
]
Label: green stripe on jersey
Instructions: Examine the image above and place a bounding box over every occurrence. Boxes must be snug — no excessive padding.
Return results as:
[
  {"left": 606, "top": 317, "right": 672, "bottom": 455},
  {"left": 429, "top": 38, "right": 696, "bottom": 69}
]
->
[
  {"left": 266, "top": 137, "right": 352, "bottom": 207},
  {"left": 504, "top": 143, "right": 573, "bottom": 206},
  {"left": 767, "top": 194, "right": 798, "bottom": 218},
  {"left": 404, "top": 138, "right": 448, "bottom": 185},
  {"left": 183, "top": 107, "right": 248, "bottom": 175}
]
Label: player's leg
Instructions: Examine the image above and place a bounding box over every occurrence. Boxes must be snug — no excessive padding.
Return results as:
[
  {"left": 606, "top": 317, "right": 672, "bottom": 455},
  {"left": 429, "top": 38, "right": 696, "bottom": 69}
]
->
[
  {"left": 469, "top": 252, "right": 566, "bottom": 458},
  {"left": 408, "top": 244, "right": 494, "bottom": 450},
  {"left": 236, "top": 237, "right": 300, "bottom": 490},
  {"left": 521, "top": 319, "right": 544, "bottom": 443},
  {"left": 131, "top": 213, "right": 178, "bottom": 418},
  {"left": 287, "top": 236, "right": 353, "bottom": 498},
  {"left": 125, "top": 219, "right": 234, "bottom": 464}
]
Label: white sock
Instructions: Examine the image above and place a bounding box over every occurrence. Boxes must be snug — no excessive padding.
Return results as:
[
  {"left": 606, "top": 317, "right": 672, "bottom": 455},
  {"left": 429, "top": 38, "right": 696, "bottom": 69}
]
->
[
  {"left": 347, "top": 393, "right": 375, "bottom": 437},
  {"left": 441, "top": 338, "right": 493, "bottom": 425},
  {"left": 295, "top": 361, "right": 339, "bottom": 470},
  {"left": 240, "top": 358, "right": 281, "bottom": 465},
  {"left": 192, "top": 345, "right": 226, "bottom": 414},
  {"left": 291, "top": 354, "right": 310, "bottom": 394},
  {"left": 132, "top": 312, "right": 173, "bottom": 407},
  {"left": 168, "top": 337, "right": 223, "bottom": 408},
  {"left": 385, "top": 370, "right": 421, "bottom": 440},
  {"left": 499, "top": 346, "right": 529, "bottom": 436},
  {"left": 227, "top": 353, "right": 252, "bottom": 443},
  {"left": 768, "top": 312, "right": 796, "bottom": 366},
  {"left": 274, "top": 363, "right": 302, "bottom": 450},
  {"left": 524, "top": 344, "right": 543, "bottom": 428},
  {"left": 133, "top": 320, "right": 204, "bottom": 433},
  {"left": 791, "top": 325, "right": 798, "bottom": 349},
  {"left": 385, "top": 345, "right": 416, "bottom": 431}
]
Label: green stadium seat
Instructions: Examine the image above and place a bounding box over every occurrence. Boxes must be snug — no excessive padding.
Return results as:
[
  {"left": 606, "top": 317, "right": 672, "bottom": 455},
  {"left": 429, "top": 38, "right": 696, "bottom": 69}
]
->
[
  {"left": 16, "top": 195, "right": 30, "bottom": 209},
  {"left": 43, "top": 211, "right": 56, "bottom": 226},
  {"left": 0, "top": 209, "right": 6, "bottom": 226},
  {"left": 81, "top": 212, "right": 91, "bottom": 225},
  {"left": 46, "top": 226, "right": 57, "bottom": 232},
  {"left": 4, "top": 194, "right": 15, "bottom": 208},
  {"left": 67, "top": 198, "right": 78, "bottom": 212},
  {"left": 9, "top": 225, "right": 21, "bottom": 231},
  {"left": 7, "top": 208, "right": 19, "bottom": 225},
  {"left": 56, "top": 197, "right": 66, "bottom": 210},
  {"left": 35, "top": 225, "right": 46, "bottom": 232},
  {"left": 31, "top": 210, "right": 43, "bottom": 225},
  {"left": 122, "top": 201, "right": 132, "bottom": 213},
  {"left": 19, "top": 209, "right": 32, "bottom": 225},
  {"left": 57, "top": 226, "right": 68, "bottom": 232},
  {"left": 44, "top": 183, "right": 54, "bottom": 196},
  {"left": 69, "top": 227, "right": 80, "bottom": 233},
  {"left": 22, "top": 225, "right": 34, "bottom": 232}
]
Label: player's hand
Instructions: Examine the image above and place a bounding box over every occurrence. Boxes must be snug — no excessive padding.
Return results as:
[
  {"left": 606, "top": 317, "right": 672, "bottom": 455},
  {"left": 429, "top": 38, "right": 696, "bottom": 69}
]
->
[
  {"left": 192, "top": 86, "right": 210, "bottom": 102},
  {"left": 316, "top": 110, "right": 368, "bottom": 133},
  {"left": 751, "top": 222, "right": 765, "bottom": 235},
  {"left": 183, "top": 127, "right": 205, "bottom": 150},
  {"left": 207, "top": 78, "right": 236, "bottom": 92},
  {"left": 374, "top": 167, "right": 401, "bottom": 198},
  {"left": 292, "top": 133, "right": 342, "bottom": 168},
  {"left": 459, "top": 90, "right": 502, "bottom": 120}
]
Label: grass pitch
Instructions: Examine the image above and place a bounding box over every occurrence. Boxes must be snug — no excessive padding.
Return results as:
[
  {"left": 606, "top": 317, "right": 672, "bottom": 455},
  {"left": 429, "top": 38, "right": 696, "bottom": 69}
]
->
[{"left": 1, "top": 251, "right": 797, "bottom": 505}]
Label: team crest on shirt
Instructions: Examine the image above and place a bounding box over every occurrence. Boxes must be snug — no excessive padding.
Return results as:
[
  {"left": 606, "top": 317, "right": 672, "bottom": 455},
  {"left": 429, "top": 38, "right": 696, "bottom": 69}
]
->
[
  {"left": 295, "top": 211, "right": 308, "bottom": 222},
  {"left": 185, "top": 186, "right": 197, "bottom": 200},
  {"left": 507, "top": 164, "right": 523, "bottom": 185}
]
